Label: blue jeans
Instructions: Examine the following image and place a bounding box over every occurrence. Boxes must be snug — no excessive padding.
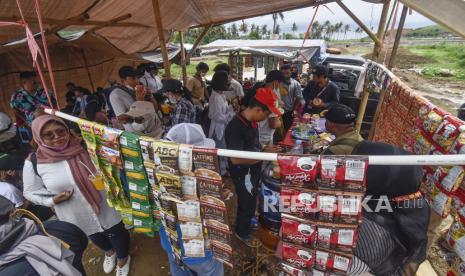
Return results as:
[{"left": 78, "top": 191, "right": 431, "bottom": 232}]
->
[{"left": 212, "top": 135, "right": 227, "bottom": 176}]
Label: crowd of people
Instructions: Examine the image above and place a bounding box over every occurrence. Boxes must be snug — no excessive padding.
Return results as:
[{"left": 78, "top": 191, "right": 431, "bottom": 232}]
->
[{"left": 0, "top": 60, "right": 432, "bottom": 276}]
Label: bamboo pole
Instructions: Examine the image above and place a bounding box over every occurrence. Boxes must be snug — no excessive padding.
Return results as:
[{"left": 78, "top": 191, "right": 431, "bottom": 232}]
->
[
  {"left": 186, "top": 25, "right": 212, "bottom": 60},
  {"left": 388, "top": 5, "right": 408, "bottom": 70},
  {"left": 151, "top": 0, "right": 171, "bottom": 78},
  {"left": 335, "top": 0, "right": 382, "bottom": 46},
  {"left": 355, "top": 82, "right": 369, "bottom": 133},
  {"left": 81, "top": 49, "right": 95, "bottom": 92},
  {"left": 371, "top": 0, "right": 391, "bottom": 61},
  {"left": 179, "top": 31, "right": 188, "bottom": 85}
]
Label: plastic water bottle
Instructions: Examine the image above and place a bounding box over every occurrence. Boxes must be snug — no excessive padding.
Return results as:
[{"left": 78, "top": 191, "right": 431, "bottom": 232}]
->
[{"left": 290, "top": 140, "right": 304, "bottom": 154}]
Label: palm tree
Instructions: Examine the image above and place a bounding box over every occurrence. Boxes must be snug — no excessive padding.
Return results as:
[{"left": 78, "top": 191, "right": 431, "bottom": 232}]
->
[
  {"left": 335, "top": 22, "right": 344, "bottom": 40},
  {"left": 261, "top": 25, "right": 268, "bottom": 37},
  {"left": 275, "top": 24, "right": 281, "bottom": 36},
  {"left": 231, "top": 23, "right": 239, "bottom": 38},
  {"left": 272, "top": 12, "right": 285, "bottom": 34},
  {"left": 343, "top": 24, "right": 351, "bottom": 40},
  {"left": 292, "top": 22, "right": 298, "bottom": 33},
  {"left": 239, "top": 21, "right": 248, "bottom": 33},
  {"left": 355, "top": 26, "right": 363, "bottom": 35}
]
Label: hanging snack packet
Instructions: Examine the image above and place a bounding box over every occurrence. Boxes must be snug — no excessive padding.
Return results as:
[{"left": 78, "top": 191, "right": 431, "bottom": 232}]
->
[
  {"left": 156, "top": 172, "right": 181, "bottom": 197},
  {"left": 336, "top": 194, "right": 363, "bottom": 224},
  {"left": 140, "top": 136, "right": 156, "bottom": 165},
  {"left": 278, "top": 155, "right": 319, "bottom": 187},
  {"left": 281, "top": 213, "right": 316, "bottom": 248},
  {"left": 205, "top": 220, "right": 232, "bottom": 246},
  {"left": 314, "top": 250, "right": 351, "bottom": 274},
  {"left": 131, "top": 200, "right": 152, "bottom": 219},
  {"left": 422, "top": 109, "right": 444, "bottom": 135},
  {"left": 319, "top": 156, "right": 345, "bottom": 190},
  {"left": 160, "top": 211, "right": 178, "bottom": 235},
  {"left": 318, "top": 193, "right": 337, "bottom": 222},
  {"left": 179, "top": 144, "right": 193, "bottom": 174},
  {"left": 282, "top": 242, "right": 314, "bottom": 270},
  {"left": 153, "top": 141, "right": 179, "bottom": 173},
  {"left": 192, "top": 148, "right": 220, "bottom": 176},
  {"left": 447, "top": 221, "right": 465, "bottom": 262},
  {"left": 434, "top": 166, "right": 465, "bottom": 193},
  {"left": 78, "top": 119, "right": 99, "bottom": 166},
  {"left": 182, "top": 239, "right": 205, "bottom": 258},
  {"left": 200, "top": 196, "right": 228, "bottom": 226},
  {"left": 451, "top": 132, "right": 465, "bottom": 154},
  {"left": 181, "top": 175, "right": 198, "bottom": 199},
  {"left": 145, "top": 166, "right": 157, "bottom": 187},
  {"left": 194, "top": 168, "right": 222, "bottom": 182},
  {"left": 344, "top": 157, "right": 368, "bottom": 192},
  {"left": 433, "top": 116, "right": 462, "bottom": 152},
  {"left": 176, "top": 200, "right": 201, "bottom": 222},
  {"left": 280, "top": 263, "right": 311, "bottom": 276},
  {"left": 198, "top": 176, "right": 223, "bottom": 200},
  {"left": 316, "top": 224, "right": 358, "bottom": 253},
  {"left": 120, "top": 131, "right": 140, "bottom": 150},
  {"left": 211, "top": 241, "right": 233, "bottom": 268},
  {"left": 93, "top": 125, "right": 123, "bottom": 149},
  {"left": 281, "top": 187, "right": 318, "bottom": 220},
  {"left": 133, "top": 217, "right": 155, "bottom": 237},
  {"left": 179, "top": 221, "right": 203, "bottom": 240},
  {"left": 98, "top": 146, "right": 123, "bottom": 168},
  {"left": 428, "top": 184, "right": 452, "bottom": 217}
]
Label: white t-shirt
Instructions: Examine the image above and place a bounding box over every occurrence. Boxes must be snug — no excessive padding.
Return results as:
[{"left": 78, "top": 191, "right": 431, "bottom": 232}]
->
[
  {"left": 224, "top": 79, "right": 244, "bottom": 99},
  {"left": 109, "top": 86, "right": 136, "bottom": 116},
  {"left": 140, "top": 71, "right": 163, "bottom": 94},
  {"left": 0, "top": 181, "right": 25, "bottom": 207}
]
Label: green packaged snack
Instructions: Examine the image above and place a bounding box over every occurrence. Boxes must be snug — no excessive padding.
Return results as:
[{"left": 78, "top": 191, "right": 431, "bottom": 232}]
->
[
  {"left": 123, "top": 158, "right": 145, "bottom": 172},
  {"left": 128, "top": 180, "right": 150, "bottom": 195},
  {"left": 133, "top": 217, "right": 155, "bottom": 237},
  {"left": 131, "top": 200, "right": 152, "bottom": 219},
  {"left": 120, "top": 132, "right": 140, "bottom": 150},
  {"left": 120, "top": 207, "right": 133, "bottom": 226}
]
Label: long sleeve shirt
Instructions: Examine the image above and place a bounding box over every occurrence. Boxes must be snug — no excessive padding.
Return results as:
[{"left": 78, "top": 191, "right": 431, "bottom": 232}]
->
[{"left": 208, "top": 91, "right": 235, "bottom": 140}]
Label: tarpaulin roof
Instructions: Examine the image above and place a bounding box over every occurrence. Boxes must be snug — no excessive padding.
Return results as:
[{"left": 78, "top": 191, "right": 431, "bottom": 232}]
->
[
  {"left": 1, "top": 0, "right": 464, "bottom": 56},
  {"left": 200, "top": 39, "right": 327, "bottom": 64}
]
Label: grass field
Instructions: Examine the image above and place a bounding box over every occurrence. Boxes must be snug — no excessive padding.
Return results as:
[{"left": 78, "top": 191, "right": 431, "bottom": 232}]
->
[
  {"left": 404, "top": 43, "right": 465, "bottom": 80},
  {"left": 168, "top": 56, "right": 227, "bottom": 79}
]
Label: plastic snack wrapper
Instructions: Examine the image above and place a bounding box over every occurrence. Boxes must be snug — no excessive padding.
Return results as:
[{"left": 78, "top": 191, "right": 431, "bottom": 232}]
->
[
  {"left": 319, "top": 156, "right": 345, "bottom": 190},
  {"left": 153, "top": 141, "right": 179, "bottom": 173},
  {"left": 192, "top": 148, "right": 220, "bottom": 177},
  {"left": 422, "top": 109, "right": 445, "bottom": 135},
  {"left": 156, "top": 172, "right": 181, "bottom": 197},
  {"left": 281, "top": 186, "right": 318, "bottom": 220},
  {"left": 434, "top": 166, "right": 465, "bottom": 193},
  {"left": 181, "top": 175, "right": 198, "bottom": 199},
  {"left": 282, "top": 242, "right": 314, "bottom": 270},
  {"left": 205, "top": 220, "right": 232, "bottom": 247},
  {"left": 278, "top": 155, "right": 319, "bottom": 187},
  {"left": 211, "top": 241, "right": 233, "bottom": 268},
  {"left": 281, "top": 214, "right": 317, "bottom": 248},
  {"left": 200, "top": 196, "right": 229, "bottom": 227},
  {"left": 336, "top": 193, "right": 363, "bottom": 224},
  {"left": 314, "top": 249, "right": 352, "bottom": 274},
  {"left": 316, "top": 223, "right": 358, "bottom": 253},
  {"left": 120, "top": 131, "right": 141, "bottom": 150},
  {"left": 280, "top": 262, "right": 311, "bottom": 276},
  {"left": 139, "top": 136, "right": 156, "bottom": 165},
  {"left": 198, "top": 176, "right": 223, "bottom": 200},
  {"left": 176, "top": 200, "right": 201, "bottom": 222},
  {"left": 133, "top": 216, "right": 155, "bottom": 237},
  {"left": 178, "top": 144, "right": 193, "bottom": 174},
  {"left": 432, "top": 116, "right": 463, "bottom": 152},
  {"left": 182, "top": 239, "right": 205, "bottom": 258},
  {"left": 179, "top": 221, "right": 204, "bottom": 240},
  {"left": 448, "top": 221, "right": 465, "bottom": 262}
]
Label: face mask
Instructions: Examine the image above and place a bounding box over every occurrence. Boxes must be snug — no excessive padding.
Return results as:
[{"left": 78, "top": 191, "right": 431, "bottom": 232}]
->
[
  {"left": 169, "top": 96, "right": 178, "bottom": 104},
  {"left": 200, "top": 72, "right": 206, "bottom": 77},
  {"left": 131, "top": 122, "right": 145, "bottom": 132},
  {"left": 76, "top": 97, "right": 82, "bottom": 103},
  {"left": 273, "top": 87, "right": 280, "bottom": 96}
]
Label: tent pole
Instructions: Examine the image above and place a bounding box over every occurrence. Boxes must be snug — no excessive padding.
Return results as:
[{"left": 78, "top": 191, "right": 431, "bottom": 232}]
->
[
  {"left": 254, "top": 57, "right": 258, "bottom": 81},
  {"left": 372, "top": 0, "right": 391, "bottom": 61},
  {"left": 81, "top": 49, "right": 95, "bottom": 92},
  {"left": 335, "top": 0, "right": 381, "bottom": 47},
  {"left": 355, "top": 81, "right": 369, "bottom": 133},
  {"left": 151, "top": 0, "right": 171, "bottom": 78},
  {"left": 186, "top": 25, "right": 212, "bottom": 60},
  {"left": 388, "top": 5, "right": 408, "bottom": 70},
  {"left": 179, "top": 31, "right": 188, "bottom": 85}
]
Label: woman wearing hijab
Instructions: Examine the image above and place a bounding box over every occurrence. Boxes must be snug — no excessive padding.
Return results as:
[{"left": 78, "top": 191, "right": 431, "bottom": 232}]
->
[
  {"left": 22, "top": 115, "right": 131, "bottom": 276},
  {"left": 122, "top": 101, "right": 163, "bottom": 138},
  {"left": 208, "top": 71, "right": 235, "bottom": 175}
]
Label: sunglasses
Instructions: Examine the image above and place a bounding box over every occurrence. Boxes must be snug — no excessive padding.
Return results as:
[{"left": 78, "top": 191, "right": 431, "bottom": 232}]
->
[
  {"left": 126, "top": 117, "right": 144, "bottom": 124},
  {"left": 42, "top": 128, "right": 68, "bottom": 141}
]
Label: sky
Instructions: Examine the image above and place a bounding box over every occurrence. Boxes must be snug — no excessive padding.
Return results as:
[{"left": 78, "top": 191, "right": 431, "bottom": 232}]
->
[{"left": 225, "top": 1, "right": 434, "bottom": 38}]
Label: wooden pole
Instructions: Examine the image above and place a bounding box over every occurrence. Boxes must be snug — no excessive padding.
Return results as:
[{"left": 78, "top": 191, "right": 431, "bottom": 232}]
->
[
  {"left": 336, "top": 0, "right": 382, "bottom": 47},
  {"left": 368, "top": 86, "right": 388, "bottom": 140},
  {"left": 388, "top": 5, "right": 408, "bottom": 70},
  {"left": 81, "top": 49, "right": 95, "bottom": 92},
  {"left": 179, "top": 31, "right": 188, "bottom": 84},
  {"left": 186, "top": 24, "right": 212, "bottom": 60},
  {"left": 151, "top": 0, "right": 171, "bottom": 78},
  {"left": 372, "top": 0, "right": 391, "bottom": 61},
  {"left": 355, "top": 82, "right": 369, "bottom": 133}
]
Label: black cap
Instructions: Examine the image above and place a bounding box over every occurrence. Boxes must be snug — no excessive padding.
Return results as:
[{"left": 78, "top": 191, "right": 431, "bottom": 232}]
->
[
  {"left": 119, "top": 66, "right": 138, "bottom": 79},
  {"left": 160, "top": 79, "right": 182, "bottom": 93},
  {"left": 265, "top": 70, "right": 286, "bottom": 83},
  {"left": 147, "top": 62, "right": 160, "bottom": 70},
  {"left": 213, "top": 63, "right": 231, "bottom": 74},
  {"left": 311, "top": 65, "right": 329, "bottom": 78},
  {"left": 211, "top": 71, "right": 229, "bottom": 91},
  {"left": 324, "top": 104, "right": 356, "bottom": 124},
  {"left": 19, "top": 71, "right": 36, "bottom": 80}
]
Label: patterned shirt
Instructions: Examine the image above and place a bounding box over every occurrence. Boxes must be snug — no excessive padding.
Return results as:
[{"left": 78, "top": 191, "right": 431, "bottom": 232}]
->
[
  {"left": 10, "top": 88, "right": 55, "bottom": 126},
  {"left": 170, "top": 98, "right": 196, "bottom": 126}
]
